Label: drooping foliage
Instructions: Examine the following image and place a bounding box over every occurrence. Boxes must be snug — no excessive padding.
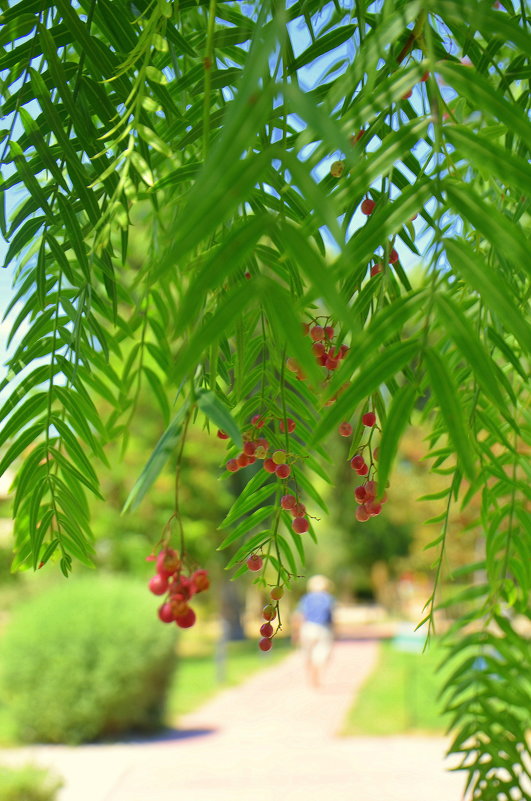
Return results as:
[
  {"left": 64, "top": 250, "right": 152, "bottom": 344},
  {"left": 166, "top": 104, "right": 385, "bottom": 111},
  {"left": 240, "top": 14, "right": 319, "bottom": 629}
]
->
[{"left": 0, "top": 0, "right": 530, "bottom": 795}]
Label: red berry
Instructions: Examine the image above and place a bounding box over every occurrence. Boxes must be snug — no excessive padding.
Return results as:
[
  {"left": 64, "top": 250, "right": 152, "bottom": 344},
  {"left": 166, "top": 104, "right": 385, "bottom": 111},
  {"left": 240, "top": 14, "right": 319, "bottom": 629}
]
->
[
  {"left": 176, "top": 607, "right": 196, "bottom": 628},
  {"left": 371, "top": 263, "right": 383, "bottom": 277},
  {"left": 226, "top": 458, "right": 239, "bottom": 472},
  {"left": 324, "top": 326, "right": 334, "bottom": 339},
  {"left": 302, "top": 322, "right": 311, "bottom": 336},
  {"left": 366, "top": 501, "right": 382, "bottom": 517},
  {"left": 256, "top": 437, "right": 269, "bottom": 450},
  {"left": 217, "top": 429, "right": 229, "bottom": 440},
  {"left": 263, "top": 458, "right": 277, "bottom": 473},
  {"left": 389, "top": 248, "right": 399, "bottom": 263},
  {"left": 243, "top": 441, "right": 256, "bottom": 456},
  {"left": 244, "top": 271, "right": 251, "bottom": 279},
  {"left": 291, "top": 502, "right": 306, "bottom": 517},
  {"left": 338, "top": 422, "right": 352, "bottom": 437},
  {"left": 357, "top": 463, "right": 369, "bottom": 476},
  {"left": 356, "top": 505, "right": 370, "bottom": 522},
  {"left": 362, "top": 411, "right": 376, "bottom": 427},
  {"left": 402, "top": 89, "right": 412, "bottom": 99},
  {"left": 270, "top": 586, "right": 284, "bottom": 600},
  {"left": 338, "top": 345, "right": 349, "bottom": 358},
  {"left": 292, "top": 517, "right": 309, "bottom": 534},
  {"left": 310, "top": 325, "right": 324, "bottom": 342},
  {"left": 351, "top": 454, "right": 365, "bottom": 470},
  {"left": 275, "top": 463, "right": 291, "bottom": 479},
  {"left": 156, "top": 548, "right": 181, "bottom": 577},
  {"left": 312, "top": 342, "right": 326, "bottom": 357},
  {"left": 191, "top": 569, "right": 210, "bottom": 593},
  {"left": 421, "top": 71, "right": 429, "bottom": 82},
  {"left": 325, "top": 356, "right": 339, "bottom": 370},
  {"left": 317, "top": 353, "right": 328, "bottom": 366},
  {"left": 149, "top": 574, "right": 168, "bottom": 596},
  {"left": 364, "top": 480, "right": 376, "bottom": 498},
  {"left": 279, "top": 418, "right": 296, "bottom": 433},
  {"left": 251, "top": 414, "right": 265, "bottom": 428},
  {"left": 262, "top": 604, "right": 277, "bottom": 621},
  {"left": 237, "top": 453, "right": 250, "bottom": 467},
  {"left": 286, "top": 357, "right": 299, "bottom": 373},
  {"left": 260, "top": 622, "right": 274, "bottom": 637},
  {"left": 361, "top": 197, "right": 375, "bottom": 215},
  {"left": 281, "top": 494, "right": 296, "bottom": 510},
  {"left": 259, "top": 637, "right": 273, "bottom": 652},
  {"left": 246, "top": 554, "right": 263, "bottom": 572},
  {"left": 158, "top": 603, "right": 175, "bottom": 623},
  {"left": 354, "top": 485, "right": 367, "bottom": 503}
]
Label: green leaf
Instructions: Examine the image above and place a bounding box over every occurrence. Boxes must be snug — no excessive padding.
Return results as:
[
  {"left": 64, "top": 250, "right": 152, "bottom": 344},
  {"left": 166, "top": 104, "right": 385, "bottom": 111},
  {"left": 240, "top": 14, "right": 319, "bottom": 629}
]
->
[
  {"left": 423, "top": 347, "right": 476, "bottom": 481},
  {"left": 444, "top": 238, "right": 531, "bottom": 355},
  {"left": 122, "top": 402, "right": 190, "bottom": 514},
  {"left": 377, "top": 383, "right": 417, "bottom": 499},
  {"left": 310, "top": 340, "right": 419, "bottom": 444},
  {"left": 217, "top": 506, "right": 274, "bottom": 550},
  {"left": 219, "top": 483, "right": 276, "bottom": 529},
  {"left": 196, "top": 389, "right": 242, "bottom": 448},
  {"left": 434, "top": 294, "right": 512, "bottom": 411}
]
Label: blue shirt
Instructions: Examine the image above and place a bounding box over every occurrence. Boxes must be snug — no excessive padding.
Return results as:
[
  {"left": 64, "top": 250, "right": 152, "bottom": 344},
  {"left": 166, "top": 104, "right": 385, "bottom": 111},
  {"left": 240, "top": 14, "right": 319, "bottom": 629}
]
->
[{"left": 298, "top": 591, "right": 334, "bottom": 626}]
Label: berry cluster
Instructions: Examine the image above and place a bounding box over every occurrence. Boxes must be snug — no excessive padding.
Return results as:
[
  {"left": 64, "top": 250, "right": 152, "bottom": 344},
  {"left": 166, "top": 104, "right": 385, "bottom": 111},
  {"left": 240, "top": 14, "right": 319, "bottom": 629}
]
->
[
  {"left": 347, "top": 411, "right": 388, "bottom": 522},
  {"left": 245, "top": 552, "right": 284, "bottom": 652},
  {"left": 148, "top": 547, "right": 210, "bottom": 628}
]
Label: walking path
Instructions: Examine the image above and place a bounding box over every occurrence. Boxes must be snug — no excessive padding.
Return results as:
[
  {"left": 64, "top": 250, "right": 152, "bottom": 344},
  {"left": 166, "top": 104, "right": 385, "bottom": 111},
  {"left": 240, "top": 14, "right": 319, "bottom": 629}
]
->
[{"left": 1, "top": 639, "right": 465, "bottom": 801}]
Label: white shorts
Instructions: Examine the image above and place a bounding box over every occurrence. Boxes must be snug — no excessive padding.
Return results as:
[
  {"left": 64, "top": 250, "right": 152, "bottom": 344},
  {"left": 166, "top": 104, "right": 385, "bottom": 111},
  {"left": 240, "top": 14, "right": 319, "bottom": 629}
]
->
[{"left": 300, "top": 621, "right": 333, "bottom": 667}]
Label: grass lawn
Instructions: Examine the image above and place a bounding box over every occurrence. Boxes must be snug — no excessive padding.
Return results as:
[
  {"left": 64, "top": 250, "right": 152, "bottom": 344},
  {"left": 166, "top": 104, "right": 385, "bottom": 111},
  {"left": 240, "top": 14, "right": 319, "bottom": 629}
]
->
[
  {"left": 167, "top": 636, "right": 292, "bottom": 721},
  {"left": 342, "top": 637, "right": 452, "bottom": 736}
]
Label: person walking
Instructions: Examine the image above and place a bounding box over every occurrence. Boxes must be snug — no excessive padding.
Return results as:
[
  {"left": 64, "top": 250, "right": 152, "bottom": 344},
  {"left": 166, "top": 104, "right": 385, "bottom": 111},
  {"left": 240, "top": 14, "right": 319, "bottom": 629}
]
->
[{"left": 292, "top": 575, "right": 335, "bottom": 687}]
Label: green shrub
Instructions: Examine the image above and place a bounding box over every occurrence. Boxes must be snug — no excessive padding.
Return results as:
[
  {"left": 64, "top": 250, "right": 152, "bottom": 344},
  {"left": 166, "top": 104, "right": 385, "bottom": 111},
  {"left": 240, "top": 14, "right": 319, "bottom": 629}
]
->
[
  {"left": 0, "top": 576, "right": 177, "bottom": 744},
  {"left": 0, "top": 764, "right": 62, "bottom": 801}
]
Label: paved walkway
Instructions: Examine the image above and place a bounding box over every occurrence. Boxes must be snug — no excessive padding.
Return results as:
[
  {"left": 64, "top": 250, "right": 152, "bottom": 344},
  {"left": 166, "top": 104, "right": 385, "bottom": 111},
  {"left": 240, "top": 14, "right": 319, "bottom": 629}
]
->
[{"left": 1, "top": 640, "right": 465, "bottom": 801}]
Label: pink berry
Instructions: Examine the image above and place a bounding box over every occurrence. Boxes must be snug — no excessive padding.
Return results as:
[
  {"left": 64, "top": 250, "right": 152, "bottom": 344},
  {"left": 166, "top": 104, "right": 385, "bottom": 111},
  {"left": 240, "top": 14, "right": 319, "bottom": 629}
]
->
[
  {"left": 351, "top": 454, "right": 365, "bottom": 470},
  {"left": 364, "top": 480, "right": 376, "bottom": 498},
  {"left": 291, "top": 502, "right": 306, "bottom": 517},
  {"left": 357, "top": 463, "right": 369, "bottom": 476},
  {"left": 354, "top": 485, "right": 367, "bottom": 503},
  {"left": 324, "top": 326, "right": 334, "bottom": 339},
  {"left": 246, "top": 554, "right": 263, "bottom": 572},
  {"left": 310, "top": 325, "right": 324, "bottom": 342},
  {"left": 262, "top": 604, "right": 277, "bottom": 621},
  {"left": 279, "top": 418, "right": 296, "bottom": 433},
  {"left": 158, "top": 603, "right": 175, "bottom": 623},
  {"left": 226, "top": 458, "right": 239, "bottom": 472},
  {"left": 176, "top": 607, "right": 196, "bottom": 628},
  {"left": 263, "top": 458, "right": 276, "bottom": 473},
  {"left": 312, "top": 342, "right": 326, "bottom": 357},
  {"left": 149, "top": 574, "right": 168, "bottom": 596},
  {"left": 362, "top": 411, "right": 376, "bottom": 427},
  {"left": 292, "top": 517, "right": 309, "bottom": 534},
  {"left": 366, "top": 501, "right": 382, "bottom": 517},
  {"left": 361, "top": 197, "right": 375, "bottom": 215},
  {"left": 259, "top": 637, "right": 273, "bottom": 652},
  {"left": 217, "top": 429, "right": 229, "bottom": 439},
  {"left": 260, "top": 622, "right": 274, "bottom": 637},
  {"left": 191, "top": 569, "right": 210, "bottom": 593},
  {"left": 356, "top": 505, "right": 370, "bottom": 522},
  {"left": 338, "top": 422, "right": 352, "bottom": 437},
  {"left": 281, "top": 494, "right": 296, "bottom": 510},
  {"left": 156, "top": 548, "right": 180, "bottom": 577},
  {"left": 275, "top": 463, "right": 291, "bottom": 479}
]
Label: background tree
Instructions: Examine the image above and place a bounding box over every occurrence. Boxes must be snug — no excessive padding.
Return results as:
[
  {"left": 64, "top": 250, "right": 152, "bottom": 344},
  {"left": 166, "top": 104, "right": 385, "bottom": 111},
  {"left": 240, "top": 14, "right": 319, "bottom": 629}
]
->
[{"left": 1, "top": 0, "right": 530, "bottom": 797}]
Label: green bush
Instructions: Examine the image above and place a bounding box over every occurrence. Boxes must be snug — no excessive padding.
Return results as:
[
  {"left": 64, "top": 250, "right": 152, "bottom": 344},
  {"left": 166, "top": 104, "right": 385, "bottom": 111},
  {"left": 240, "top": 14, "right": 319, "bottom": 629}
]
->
[
  {"left": 0, "top": 576, "right": 177, "bottom": 744},
  {"left": 0, "top": 764, "right": 62, "bottom": 801}
]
